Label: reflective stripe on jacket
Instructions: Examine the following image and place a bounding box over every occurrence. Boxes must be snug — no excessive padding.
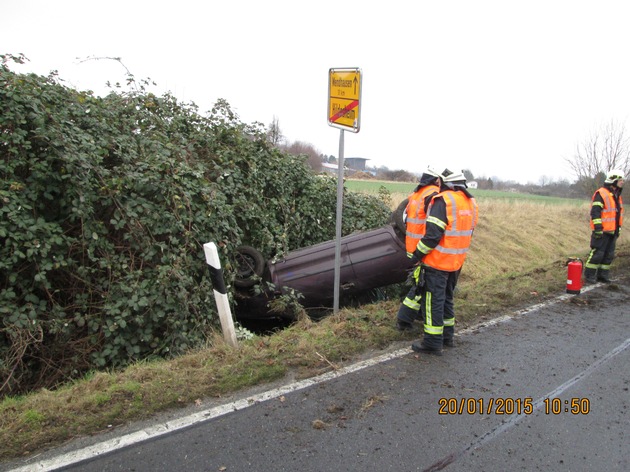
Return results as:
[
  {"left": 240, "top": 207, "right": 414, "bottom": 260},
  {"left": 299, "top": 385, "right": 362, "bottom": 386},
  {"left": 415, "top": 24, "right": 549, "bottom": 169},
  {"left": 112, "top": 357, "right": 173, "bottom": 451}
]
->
[
  {"left": 405, "top": 184, "right": 440, "bottom": 255},
  {"left": 422, "top": 190, "right": 478, "bottom": 272},
  {"left": 590, "top": 187, "right": 624, "bottom": 232}
]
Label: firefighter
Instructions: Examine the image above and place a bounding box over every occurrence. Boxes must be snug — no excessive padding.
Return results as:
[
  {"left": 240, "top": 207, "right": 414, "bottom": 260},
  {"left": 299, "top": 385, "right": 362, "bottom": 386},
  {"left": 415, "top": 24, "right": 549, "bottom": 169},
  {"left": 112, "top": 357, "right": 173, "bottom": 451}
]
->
[
  {"left": 396, "top": 167, "right": 442, "bottom": 331},
  {"left": 409, "top": 169, "right": 478, "bottom": 355},
  {"left": 584, "top": 169, "right": 624, "bottom": 283}
]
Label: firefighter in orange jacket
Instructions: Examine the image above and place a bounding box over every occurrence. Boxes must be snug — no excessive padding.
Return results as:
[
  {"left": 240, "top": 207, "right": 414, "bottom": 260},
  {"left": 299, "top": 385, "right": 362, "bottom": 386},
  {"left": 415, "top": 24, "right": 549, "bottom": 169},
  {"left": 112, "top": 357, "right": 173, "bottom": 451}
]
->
[
  {"left": 409, "top": 169, "right": 478, "bottom": 355},
  {"left": 584, "top": 169, "right": 624, "bottom": 283},
  {"left": 395, "top": 167, "right": 442, "bottom": 331}
]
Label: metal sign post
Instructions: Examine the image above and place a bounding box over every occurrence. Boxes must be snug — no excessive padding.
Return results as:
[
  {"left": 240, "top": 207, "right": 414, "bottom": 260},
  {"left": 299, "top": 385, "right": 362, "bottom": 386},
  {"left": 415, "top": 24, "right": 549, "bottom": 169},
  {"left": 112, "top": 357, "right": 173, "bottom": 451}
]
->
[
  {"left": 328, "top": 68, "right": 362, "bottom": 313},
  {"left": 333, "top": 129, "right": 345, "bottom": 312}
]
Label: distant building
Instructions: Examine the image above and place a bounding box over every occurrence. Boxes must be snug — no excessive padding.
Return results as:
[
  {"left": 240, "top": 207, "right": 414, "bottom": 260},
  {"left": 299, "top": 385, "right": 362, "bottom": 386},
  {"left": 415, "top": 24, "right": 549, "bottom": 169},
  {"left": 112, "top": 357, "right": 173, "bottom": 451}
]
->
[
  {"left": 321, "top": 162, "right": 339, "bottom": 174},
  {"left": 468, "top": 181, "right": 478, "bottom": 189},
  {"left": 320, "top": 157, "right": 370, "bottom": 176},
  {"left": 344, "top": 157, "right": 369, "bottom": 172}
]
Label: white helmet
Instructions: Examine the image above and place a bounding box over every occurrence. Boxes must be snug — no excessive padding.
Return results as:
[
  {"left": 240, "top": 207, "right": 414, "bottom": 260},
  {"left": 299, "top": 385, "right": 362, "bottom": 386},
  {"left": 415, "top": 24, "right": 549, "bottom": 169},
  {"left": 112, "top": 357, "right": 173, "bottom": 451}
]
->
[
  {"left": 425, "top": 166, "right": 441, "bottom": 178},
  {"left": 605, "top": 169, "right": 625, "bottom": 184},
  {"left": 441, "top": 168, "right": 467, "bottom": 185}
]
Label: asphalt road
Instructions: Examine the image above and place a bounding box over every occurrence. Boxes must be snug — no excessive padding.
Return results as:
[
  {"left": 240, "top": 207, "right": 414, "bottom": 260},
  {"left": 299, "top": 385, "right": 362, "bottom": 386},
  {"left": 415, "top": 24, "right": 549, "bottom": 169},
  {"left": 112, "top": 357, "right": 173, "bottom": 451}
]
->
[{"left": 5, "top": 280, "right": 630, "bottom": 472}]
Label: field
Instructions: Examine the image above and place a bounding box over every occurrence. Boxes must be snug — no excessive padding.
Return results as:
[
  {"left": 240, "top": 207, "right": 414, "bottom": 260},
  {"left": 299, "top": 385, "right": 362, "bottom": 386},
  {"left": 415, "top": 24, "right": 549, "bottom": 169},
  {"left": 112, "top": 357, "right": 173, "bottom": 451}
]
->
[{"left": 345, "top": 179, "right": 588, "bottom": 208}]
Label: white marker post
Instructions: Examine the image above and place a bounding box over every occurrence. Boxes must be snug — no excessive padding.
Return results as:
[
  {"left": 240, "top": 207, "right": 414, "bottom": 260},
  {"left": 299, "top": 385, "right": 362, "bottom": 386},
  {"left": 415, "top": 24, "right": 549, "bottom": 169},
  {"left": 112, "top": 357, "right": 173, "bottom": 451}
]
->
[{"left": 203, "top": 242, "right": 238, "bottom": 348}]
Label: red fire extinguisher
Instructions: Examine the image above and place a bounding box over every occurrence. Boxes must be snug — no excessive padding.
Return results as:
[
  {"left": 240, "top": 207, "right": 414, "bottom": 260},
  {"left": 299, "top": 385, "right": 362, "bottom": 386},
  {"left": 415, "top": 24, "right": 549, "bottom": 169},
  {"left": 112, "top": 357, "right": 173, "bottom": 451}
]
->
[{"left": 566, "top": 258, "right": 583, "bottom": 294}]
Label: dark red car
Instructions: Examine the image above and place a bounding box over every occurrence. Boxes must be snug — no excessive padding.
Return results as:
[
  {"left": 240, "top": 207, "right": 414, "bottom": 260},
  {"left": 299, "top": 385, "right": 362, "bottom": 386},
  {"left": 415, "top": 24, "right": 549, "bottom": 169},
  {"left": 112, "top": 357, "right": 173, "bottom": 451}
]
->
[{"left": 234, "top": 199, "right": 413, "bottom": 319}]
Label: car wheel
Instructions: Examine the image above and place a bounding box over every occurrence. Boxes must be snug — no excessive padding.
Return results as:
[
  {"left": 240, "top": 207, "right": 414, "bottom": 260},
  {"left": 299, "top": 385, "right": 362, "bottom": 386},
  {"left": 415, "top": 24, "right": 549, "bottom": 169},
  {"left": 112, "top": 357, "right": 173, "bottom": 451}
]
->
[
  {"left": 390, "top": 198, "right": 408, "bottom": 238},
  {"left": 234, "top": 246, "right": 265, "bottom": 288}
]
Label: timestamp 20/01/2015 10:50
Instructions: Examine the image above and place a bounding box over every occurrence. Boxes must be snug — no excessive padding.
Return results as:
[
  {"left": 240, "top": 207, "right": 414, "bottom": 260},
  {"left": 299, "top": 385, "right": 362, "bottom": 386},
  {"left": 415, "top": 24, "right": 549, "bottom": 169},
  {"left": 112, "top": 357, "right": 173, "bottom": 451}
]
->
[{"left": 438, "top": 397, "right": 591, "bottom": 415}]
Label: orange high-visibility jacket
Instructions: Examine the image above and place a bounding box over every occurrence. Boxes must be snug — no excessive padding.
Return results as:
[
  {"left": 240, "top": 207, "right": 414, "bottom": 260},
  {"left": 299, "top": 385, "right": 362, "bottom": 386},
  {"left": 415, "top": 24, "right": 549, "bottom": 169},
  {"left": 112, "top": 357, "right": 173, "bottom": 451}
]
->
[
  {"left": 590, "top": 187, "right": 624, "bottom": 232},
  {"left": 405, "top": 184, "right": 440, "bottom": 255},
  {"left": 423, "top": 190, "right": 479, "bottom": 272}
]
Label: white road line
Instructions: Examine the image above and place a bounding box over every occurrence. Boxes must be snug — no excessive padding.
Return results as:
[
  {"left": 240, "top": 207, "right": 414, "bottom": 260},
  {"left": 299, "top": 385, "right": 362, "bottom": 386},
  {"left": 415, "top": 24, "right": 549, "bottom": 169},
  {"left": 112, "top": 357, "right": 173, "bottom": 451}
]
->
[{"left": 6, "top": 284, "right": 602, "bottom": 472}]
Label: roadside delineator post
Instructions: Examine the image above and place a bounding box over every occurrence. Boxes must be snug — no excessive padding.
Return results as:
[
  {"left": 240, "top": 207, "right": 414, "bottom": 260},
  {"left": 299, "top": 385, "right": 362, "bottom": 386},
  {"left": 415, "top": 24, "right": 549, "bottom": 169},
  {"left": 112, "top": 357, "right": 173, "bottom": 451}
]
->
[{"left": 203, "top": 242, "right": 238, "bottom": 347}]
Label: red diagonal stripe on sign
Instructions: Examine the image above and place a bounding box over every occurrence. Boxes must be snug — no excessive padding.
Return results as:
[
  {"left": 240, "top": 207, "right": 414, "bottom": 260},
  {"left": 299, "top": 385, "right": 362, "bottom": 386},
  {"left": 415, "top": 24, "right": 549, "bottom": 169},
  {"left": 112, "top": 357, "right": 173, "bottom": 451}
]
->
[{"left": 330, "top": 100, "right": 359, "bottom": 123}]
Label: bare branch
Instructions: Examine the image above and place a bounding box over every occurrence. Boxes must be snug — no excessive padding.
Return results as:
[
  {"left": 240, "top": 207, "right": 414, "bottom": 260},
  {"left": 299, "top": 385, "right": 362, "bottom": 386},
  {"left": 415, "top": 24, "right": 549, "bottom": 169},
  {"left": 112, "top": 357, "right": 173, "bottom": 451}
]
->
[
  {"left": 75, "top": 56, "right": 138, "bottom": 91},
  {"left": 566, "top": 119, "right": 630, "bottom": 196},
  {"left": 76, "top": 55, "right": 133, "bottom": 76}
]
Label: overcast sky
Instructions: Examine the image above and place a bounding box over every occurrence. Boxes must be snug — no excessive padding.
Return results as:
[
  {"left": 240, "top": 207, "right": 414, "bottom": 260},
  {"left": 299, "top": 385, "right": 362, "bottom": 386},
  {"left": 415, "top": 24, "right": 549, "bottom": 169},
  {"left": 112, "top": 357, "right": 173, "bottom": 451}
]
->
[{"left": 3, "top": 0, "right": 630, "bottom": 184}]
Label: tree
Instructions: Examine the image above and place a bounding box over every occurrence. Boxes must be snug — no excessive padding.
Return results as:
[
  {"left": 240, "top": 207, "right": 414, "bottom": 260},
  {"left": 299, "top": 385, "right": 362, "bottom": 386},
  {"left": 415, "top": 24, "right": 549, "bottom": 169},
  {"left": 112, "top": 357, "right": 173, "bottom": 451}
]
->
[
  {"left": 266, "top": 115, "right": 284, "bottom": 146},
  {"left": 567, "top": 120, "right": 630, "bottom": 196},
  {"left": 281, "top": 140, "right": 322, "bottom": 172},
  {"left": 376, "top": 168, "right": 416, "bottom": 182}
]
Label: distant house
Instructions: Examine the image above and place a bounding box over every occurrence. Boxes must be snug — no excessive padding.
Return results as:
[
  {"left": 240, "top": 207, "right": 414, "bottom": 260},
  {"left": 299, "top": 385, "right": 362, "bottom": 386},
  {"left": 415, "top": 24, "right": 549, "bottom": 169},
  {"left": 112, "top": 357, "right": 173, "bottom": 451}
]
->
[
  {"left": 321, "top": 162, "right": 339, "bottom": 174},
  {"left": 344, "top": 157, "right": 369, "bottom": 172},
  {"left": 468, "top": 181, "right": 478, "bottom": 189}
]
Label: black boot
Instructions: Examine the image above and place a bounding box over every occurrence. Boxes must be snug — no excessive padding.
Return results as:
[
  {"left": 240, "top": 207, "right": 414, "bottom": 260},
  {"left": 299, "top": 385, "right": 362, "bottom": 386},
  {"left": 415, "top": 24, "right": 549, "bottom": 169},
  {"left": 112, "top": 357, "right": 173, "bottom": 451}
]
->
[
  {"left": 583, "top": 268, "right": 597, "bottom": 284},
  {"left": 597, "top": 269, "right": 611, "bottom": 283},
  {"left": 443, "top": 326, "right": 455, "bottom": 348},
  {"left": 411, "top": 340, "right": 443, "bottom": 356}
]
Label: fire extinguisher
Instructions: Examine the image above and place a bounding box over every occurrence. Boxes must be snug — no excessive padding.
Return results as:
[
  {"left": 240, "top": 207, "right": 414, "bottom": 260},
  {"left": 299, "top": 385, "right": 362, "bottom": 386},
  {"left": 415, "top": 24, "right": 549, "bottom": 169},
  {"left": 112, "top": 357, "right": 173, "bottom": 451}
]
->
[{"left": 566, "top": 258, "right": 583, "bottom": 294}]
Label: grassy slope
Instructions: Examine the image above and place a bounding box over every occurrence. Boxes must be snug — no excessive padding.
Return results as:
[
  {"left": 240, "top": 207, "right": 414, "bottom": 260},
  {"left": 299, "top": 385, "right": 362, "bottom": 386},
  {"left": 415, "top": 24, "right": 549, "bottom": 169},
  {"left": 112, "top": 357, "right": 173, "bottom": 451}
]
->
[{"left": 1, "top": 189, "right": 628, "bottom": 462}]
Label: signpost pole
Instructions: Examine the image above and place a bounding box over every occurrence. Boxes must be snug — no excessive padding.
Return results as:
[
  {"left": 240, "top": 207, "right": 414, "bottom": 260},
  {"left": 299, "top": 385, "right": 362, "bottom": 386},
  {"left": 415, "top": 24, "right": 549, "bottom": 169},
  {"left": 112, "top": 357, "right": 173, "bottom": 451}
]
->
[{"left": 333, "top": 128, "right": 345, "bottom": 313}]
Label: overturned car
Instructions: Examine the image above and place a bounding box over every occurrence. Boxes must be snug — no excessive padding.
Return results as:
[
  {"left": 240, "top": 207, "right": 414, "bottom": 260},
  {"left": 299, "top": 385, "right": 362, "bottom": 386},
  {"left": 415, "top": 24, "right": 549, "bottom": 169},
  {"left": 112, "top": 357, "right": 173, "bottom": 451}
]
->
[{"left": 233, "top": 199, "right": 414, "bottom": 319}]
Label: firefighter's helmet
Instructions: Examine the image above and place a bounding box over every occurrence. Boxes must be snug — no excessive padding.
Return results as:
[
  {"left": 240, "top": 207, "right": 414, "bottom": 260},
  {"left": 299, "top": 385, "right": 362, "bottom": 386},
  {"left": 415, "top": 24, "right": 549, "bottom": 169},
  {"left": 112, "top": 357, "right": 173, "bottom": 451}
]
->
[
  {"left": 605, "top": 169, "right": 625, "bottom": 184},
  {"left": 442, "top": 169, "right": 467, "bottom": 185},
  {"left": 425, "top": 166, "right": 441, "bottom": 178}
]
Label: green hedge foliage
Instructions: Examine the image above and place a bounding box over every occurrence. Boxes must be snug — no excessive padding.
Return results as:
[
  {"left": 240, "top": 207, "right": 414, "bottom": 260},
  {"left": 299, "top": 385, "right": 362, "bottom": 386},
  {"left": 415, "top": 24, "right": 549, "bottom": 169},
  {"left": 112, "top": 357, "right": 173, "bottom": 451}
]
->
[{"left": 0, "top": 54, "right": 391, "bottom": 393}]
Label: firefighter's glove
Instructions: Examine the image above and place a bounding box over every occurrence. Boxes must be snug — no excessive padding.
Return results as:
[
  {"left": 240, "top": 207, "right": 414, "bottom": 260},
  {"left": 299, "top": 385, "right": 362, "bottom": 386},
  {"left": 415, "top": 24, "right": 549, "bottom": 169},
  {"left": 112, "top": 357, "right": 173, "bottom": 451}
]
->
[
  {"left": 410, "top": 249, "right": 424, "bottom": 265},
  {"left": 593, "top": 231, "right": 603, "bottom": 239}
]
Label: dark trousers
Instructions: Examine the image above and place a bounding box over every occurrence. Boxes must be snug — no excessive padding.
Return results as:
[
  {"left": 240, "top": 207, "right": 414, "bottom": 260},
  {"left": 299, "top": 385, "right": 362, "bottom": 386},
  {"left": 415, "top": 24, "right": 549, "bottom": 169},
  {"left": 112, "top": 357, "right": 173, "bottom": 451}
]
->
[
  {"left": 419, "top": 266, "right": 460, "bottom": 349},
  {"left": 585, "top": 233, "right": 617, "bottom": 280},
  {"left": 396, "top": 285, "right": 422, "bottom": 325}
]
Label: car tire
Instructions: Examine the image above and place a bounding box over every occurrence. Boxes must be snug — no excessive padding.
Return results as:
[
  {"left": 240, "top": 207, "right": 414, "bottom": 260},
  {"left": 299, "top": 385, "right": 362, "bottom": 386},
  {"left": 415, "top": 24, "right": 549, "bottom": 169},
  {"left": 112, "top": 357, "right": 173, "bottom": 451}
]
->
[
  {"left": 234, "top": 245, "right": 265, "bottom": 288},
  {"left": 391, "top": 198, "right": 408, "bottom": 238}
]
